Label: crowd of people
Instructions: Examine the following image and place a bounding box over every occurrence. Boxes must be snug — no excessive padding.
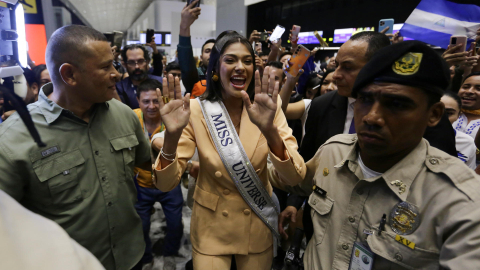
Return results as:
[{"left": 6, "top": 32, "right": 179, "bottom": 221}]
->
[{"left": 1, "top": 0, "right": 480, "bottom": 270}]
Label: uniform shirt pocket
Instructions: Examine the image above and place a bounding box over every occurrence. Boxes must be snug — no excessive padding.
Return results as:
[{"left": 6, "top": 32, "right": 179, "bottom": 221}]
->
[
  {"left": 110, "top": 134, "right": 140, "bottom": 182},
  {"left": 367, "top": 229, "right": 440, "bottom": 270},
  {"left": 32, "top": 149, "right": 86, "bottom": 207},
  {"left": 308, "top": 192, "right": 334, "bottom": 245}
]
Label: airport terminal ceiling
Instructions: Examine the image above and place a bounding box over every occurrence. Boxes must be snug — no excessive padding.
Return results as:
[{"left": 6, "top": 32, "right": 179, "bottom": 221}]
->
[{"left": 59, "top": 0, "right": 155, "bottom": 33}]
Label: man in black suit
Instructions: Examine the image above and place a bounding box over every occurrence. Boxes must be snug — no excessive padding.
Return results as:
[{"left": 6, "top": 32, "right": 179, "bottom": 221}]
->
[{"left": 300, "top": 32, "right": 391, "bottom": 162}]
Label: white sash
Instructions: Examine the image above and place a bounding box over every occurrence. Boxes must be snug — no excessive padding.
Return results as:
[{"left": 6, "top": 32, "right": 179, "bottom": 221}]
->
[{"left": 197, "top": 98, "right": 280, "bottom": 255}]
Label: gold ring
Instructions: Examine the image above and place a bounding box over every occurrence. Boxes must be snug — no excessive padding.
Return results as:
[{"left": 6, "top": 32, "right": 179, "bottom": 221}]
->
[{"left": 162, "top": 96, "right": 171, "bottom": 104}]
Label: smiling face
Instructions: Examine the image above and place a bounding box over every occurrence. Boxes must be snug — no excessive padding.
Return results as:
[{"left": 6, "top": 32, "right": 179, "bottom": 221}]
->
[
  {"left": 218, "top": 42, "right": 255, "bottom": 99},
  {"left": 355, "top": 82, "right": 442, "bottom": 168},
  {"left": 137, "top": 90, "right": 160, "bottom": 120},
  {"left": 76, "top": 40, "right": 119, "bottom": 103},
  {"left": 333, "top": 40, "right": 369, "bottom": 97},
  {"left": 458, "top": 75, "right": 480, "bottom": 110}
]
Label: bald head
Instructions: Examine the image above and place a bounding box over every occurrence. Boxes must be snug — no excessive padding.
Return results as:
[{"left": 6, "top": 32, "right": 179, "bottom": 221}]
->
[{"left": 46, "top": 25, "right": 107, "bottom": 84}]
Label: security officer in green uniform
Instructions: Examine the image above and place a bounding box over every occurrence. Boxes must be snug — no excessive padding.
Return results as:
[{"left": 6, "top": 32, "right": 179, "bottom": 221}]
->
[
  {"left": 0, "top": 25, "right": 151, "bottom": 270},
  {"left": 271, "top": 41, "right": 480, "bottom": 269}
]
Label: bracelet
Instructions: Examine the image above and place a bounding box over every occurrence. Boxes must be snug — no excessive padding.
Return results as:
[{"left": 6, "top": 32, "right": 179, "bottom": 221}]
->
[
  {"left": 160, "top": 147, "right": 176, "bottom": 157},
  {"left": 161, "top": 151, "right": 175, "bottom": 162}
]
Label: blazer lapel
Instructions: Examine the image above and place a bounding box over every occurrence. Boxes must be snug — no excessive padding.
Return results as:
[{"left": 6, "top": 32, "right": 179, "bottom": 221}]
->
[
  {"left": 327, "top": 92, "right": 349, "bottom": 139},
  {"left": 239, "top": 105, "right": 261, "bottom": 160}
]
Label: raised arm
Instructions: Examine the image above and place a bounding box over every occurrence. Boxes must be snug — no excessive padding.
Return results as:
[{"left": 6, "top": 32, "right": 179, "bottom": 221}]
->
[{"left": 178, "top": 1, "right": 202, "bottom": 94}]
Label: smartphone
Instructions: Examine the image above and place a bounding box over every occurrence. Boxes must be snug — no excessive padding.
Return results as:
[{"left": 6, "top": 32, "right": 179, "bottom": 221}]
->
[
  {"left": 450, "top": 35, "right": 468, "bottom": 52},
  {"left": 113, "top": 31, "right": 123, "bottom": 50},
  {"left": 146, "top": 29, "right": 155, "bottom": 44},
  {"left": 187, "top": 0, "right": 200, "bottom": 8},
  {"left": 291, "top": 25, "right": 301, "bottom": 44},
  {"left": 472, "top": 42, "right": 477, "bottom": 56},
  {"left": 288, "top": 45, "right": 311, "bottom": 77},
  {"left": 379, "top": 19, "right": 394, "bottom": 35},
  {"left": 270, "top": 25, "right": 285, "bottom": 42},
  {"left": 260, "top": 32, "right": 269, "bottom": 42}
]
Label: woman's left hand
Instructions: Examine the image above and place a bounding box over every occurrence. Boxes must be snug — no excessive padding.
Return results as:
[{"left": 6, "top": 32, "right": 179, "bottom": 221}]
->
[{"left": 241, "top": 66, "right": 279, "bottom": 133}]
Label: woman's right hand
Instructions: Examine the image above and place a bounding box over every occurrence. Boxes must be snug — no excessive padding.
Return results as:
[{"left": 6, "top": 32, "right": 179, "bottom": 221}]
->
[{"left": 158, "top": 74, "right": 191, "bottom": 136}]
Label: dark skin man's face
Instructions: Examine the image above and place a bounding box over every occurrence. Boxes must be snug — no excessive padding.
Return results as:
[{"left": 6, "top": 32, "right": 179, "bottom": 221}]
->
[{"left": 355, "top": 82, "right": 443, "bottom": 172}]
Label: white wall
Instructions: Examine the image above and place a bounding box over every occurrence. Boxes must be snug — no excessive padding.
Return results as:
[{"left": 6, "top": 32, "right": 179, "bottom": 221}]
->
[
  {"left": 216, "top": 0, "right": 246, "bottom": 36},
  {"left": 127, "top": 0, "right": 216, "bottom": 57}
]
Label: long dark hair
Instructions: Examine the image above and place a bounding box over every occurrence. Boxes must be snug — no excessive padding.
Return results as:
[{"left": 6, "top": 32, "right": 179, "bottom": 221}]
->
[{"left": 202, "top": 31, "right": 256, "bottom": 101}]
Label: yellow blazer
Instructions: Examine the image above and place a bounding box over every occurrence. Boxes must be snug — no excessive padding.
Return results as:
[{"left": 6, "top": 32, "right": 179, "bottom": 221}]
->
[{"left": 154, "top": 98, "right": 305, "bottom": 255}]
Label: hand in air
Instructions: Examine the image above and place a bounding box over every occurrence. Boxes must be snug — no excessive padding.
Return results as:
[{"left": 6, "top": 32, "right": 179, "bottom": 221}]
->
[
  {"left": 157, "top": 75, "right": 191, "bottom": 135},
  {"left": 181, "top": 0, "right": 201, "bottom": 28},
  {"left": 442, "top": 44, "right": 479, "bottom": 67},
  {"left": 241, "top": 66, "right": 279, "bottom": 133}
]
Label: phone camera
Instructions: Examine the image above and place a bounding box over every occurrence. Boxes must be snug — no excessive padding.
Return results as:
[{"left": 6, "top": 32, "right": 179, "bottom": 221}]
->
[
  {"left": 451, "top": 38, "right": 457, "bottom": 44},
  {"left": 380, "top": 21, "right": 385, "bottom": 26}
]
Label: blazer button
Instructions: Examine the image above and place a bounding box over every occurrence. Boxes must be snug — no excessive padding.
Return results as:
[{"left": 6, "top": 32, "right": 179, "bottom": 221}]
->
[
  {"left": 223, "top": 189, "right": 230, "bottom": 195},
  {"left": 215, "top": 171, "right": 222, "bottom": 178},
  {"left": 222, "top": 210, "right": 228, "bottom": 217},
  {"left": 243, "top": 209, "right": 251, "bottom": 215}
]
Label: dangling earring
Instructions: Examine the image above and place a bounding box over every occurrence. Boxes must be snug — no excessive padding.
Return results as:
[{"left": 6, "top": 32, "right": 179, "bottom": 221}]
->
[{"left": 212, "top": 73, "right": 219, "bottom": 82}]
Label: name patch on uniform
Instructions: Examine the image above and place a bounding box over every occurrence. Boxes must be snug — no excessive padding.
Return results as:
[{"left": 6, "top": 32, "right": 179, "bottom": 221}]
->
[
  {"left": 41, "top": 146, "right": 60, "bottom": 158},
  {"left": 395, "top": 234, "right": 415, "bottom": 249}
]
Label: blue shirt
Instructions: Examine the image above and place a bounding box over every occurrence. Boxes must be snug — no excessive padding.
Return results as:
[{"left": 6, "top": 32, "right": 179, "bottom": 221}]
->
[{"left": 115, "top": 74, "right": 163, "bottom": 109}]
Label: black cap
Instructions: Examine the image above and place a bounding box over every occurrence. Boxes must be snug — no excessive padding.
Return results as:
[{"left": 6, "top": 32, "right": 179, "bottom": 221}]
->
[{"left": 351, "top": 41, "right": 450, "bottom": 98}]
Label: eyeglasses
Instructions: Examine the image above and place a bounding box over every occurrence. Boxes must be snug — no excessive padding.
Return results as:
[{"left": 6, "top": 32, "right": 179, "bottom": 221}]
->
[{"left": 126, "top": 59, "right": 147, "bottom": 67}]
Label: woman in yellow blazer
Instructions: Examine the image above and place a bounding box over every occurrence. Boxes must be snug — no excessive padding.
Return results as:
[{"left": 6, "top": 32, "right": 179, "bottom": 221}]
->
[{"left": 153, "top": 31, "right": 305, "bottom": 270}]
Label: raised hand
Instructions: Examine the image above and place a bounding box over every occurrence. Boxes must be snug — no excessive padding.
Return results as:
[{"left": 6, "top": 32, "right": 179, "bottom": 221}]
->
[
  {"left": 249, "top": 30, "right": 261, "bottom": 43},
  {"left": 241, "top": 66, "right": 279, "bottom": 133},
  {"left": 386, "top": 32, "right": 404, "bottom": 44},
  {"left": 158, "top": 74, "right": 191, "bottom": 135},
  {"left": 180, "top": 0, "right": 201, "bottom": 36},
  {"left": 442, "top": 44, "right": 479, "bottom": 67}
]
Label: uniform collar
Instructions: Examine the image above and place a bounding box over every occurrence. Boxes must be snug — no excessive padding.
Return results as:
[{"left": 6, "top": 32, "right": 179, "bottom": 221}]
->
[
  {"left": 335, "top": 137, "right": 427, "bottom": 201},
  {"left": 37, "top": 83, "right": 110, "bottom": 124},
  {"left": 38, "top": 83, "right": 64, "bottom": 124}
]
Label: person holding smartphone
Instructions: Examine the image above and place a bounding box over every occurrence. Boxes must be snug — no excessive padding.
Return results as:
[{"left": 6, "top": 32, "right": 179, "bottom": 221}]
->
[
  {"left": 153, "top": 31, "right": 305, "bottom": 270},
  {"left": 178, "top": 0, "right": 216, "bottom": 97}
]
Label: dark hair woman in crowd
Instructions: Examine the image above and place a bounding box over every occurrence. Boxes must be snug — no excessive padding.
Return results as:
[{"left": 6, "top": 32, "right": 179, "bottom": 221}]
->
[{"left": 152, "top": 30, "right": 305, "bottom": 270}]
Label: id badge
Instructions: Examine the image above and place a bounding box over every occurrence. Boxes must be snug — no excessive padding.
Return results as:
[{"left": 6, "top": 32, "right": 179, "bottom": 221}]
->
[{"left": 348, "top": 242, "right": 375, "bottom": 270}]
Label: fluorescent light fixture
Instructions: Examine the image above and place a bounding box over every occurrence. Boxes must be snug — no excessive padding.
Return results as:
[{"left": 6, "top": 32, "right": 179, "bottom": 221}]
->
[{"left": 15, "top": 3, "right": 27, "bottom": 68}]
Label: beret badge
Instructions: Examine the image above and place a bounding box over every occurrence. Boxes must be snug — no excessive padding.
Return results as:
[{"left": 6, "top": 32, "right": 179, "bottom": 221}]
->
[{"left": 392, "top": 52, "right": 423, "bottom": 76}]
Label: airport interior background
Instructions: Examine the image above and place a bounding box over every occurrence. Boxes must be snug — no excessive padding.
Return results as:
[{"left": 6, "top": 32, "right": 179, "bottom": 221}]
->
[{"left": 1, "top": 0, "right": 479, "bottom": 269}]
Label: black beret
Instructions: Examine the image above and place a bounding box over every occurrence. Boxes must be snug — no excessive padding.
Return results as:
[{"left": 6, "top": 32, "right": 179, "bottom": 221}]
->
[{"left": 351, "top": 41, "right": 450, "bottom": 98}]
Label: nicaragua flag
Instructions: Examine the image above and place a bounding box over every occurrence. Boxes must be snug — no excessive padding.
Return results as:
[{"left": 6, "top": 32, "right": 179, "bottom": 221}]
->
[{"left": 400, "top": 0, "right": 480, "bottom": 49}]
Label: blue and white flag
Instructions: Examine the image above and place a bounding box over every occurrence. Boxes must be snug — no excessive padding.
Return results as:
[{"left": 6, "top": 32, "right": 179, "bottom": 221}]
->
[{"left": 400, "top": 0, "right": 480, "bottom": 49}]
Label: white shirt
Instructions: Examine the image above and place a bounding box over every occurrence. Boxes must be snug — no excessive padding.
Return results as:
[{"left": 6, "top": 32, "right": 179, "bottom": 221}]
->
[
  {"left": 453, "top": 112, "right": 480, "bottom": 140},
  {"left": 455, "top": 130, "right": 477, "bottom": 169},
  {"left": 300, "top": 99, "right": 312, "bottom": 144},
  {"left": 0, "top": 189, "right": 104, "bottom": 270},
  {"left": 358, "top": 153, "right": 382, "bottom": 179},
  {"left": 342, "top": 97, "right": 356, "bottom": 134}
]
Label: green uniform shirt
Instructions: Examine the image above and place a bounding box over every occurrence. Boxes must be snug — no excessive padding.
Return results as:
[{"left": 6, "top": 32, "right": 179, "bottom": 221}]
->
[{"left": 0, "top": 83, "right": 151, "bottom": 270}]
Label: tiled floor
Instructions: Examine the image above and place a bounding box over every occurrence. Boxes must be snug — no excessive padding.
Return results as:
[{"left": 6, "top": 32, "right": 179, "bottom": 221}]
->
[{"left": 146, "top": 185, "right": 192, "bottom": 270}]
